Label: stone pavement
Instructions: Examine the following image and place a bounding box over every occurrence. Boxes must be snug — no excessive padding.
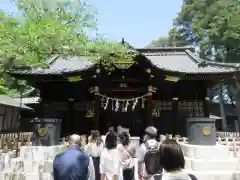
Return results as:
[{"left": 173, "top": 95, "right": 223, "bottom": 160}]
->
[{"left": 0, "top": 137, "right": 240, "bottom": 180}]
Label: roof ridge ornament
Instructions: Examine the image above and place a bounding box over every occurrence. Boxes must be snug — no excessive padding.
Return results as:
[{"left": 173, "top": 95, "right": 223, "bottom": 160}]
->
[{"left": 197, "top": 60, "right": 208, "bottom": 68}]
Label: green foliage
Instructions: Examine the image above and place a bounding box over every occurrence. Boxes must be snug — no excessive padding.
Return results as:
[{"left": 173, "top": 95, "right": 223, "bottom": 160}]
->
[
  {"left": 146, "top": 36, "right": 170, "bottom": 47},
  {"left": 146, "top": 29, "right": 190, "bottom": 48},
  {"left": 168, "top": 27, "right": 192, "bottom": 47},
  {"left": 0, "top": 0, "right": 135, "bottom": 95},
  {"left": 175, "top": 0, "right": 240, "bottom": 62}
]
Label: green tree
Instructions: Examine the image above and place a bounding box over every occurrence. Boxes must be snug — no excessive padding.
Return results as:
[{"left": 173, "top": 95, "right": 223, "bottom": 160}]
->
[
  {"left": 175, "top": 0, "right": 240, "bottom": 131},
  {"left": 176, "top": 0, "right": 240, "bottom": 62},
  {"left": 168, "top": 27, "right": 192, "bottom": 47},
  {"left": 0, "top": 0, "right": 134, "bottom": 95},
  {"left": 147, "top": 36, "right": 170, "bottom": 48},
  {"left": 146, "top": 28, "right": 190, "bottom": 48}
]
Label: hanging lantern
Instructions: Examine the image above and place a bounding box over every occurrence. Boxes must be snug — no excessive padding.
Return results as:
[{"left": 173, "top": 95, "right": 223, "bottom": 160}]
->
[
  {"left": 67, "top": 76, "right": 82, "bottom": 82},
  {"left": 86, "top": 109, "right": 95, "bottom": 118},
  {"left": 96, "top": 68, "right": 101, "bottom": 74},
  {"left": 146, "top": 68, "right": 151, "bottom": 74},
  {"left": 17, "top": 80, "right": 26, "bottom": 86},
  {"left": 164, "top": 75, "right": 180, "bottom": 82}
]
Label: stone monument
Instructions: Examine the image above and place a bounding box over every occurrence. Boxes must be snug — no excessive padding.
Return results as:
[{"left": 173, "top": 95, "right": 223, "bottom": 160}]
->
[
  {"left": 182, "top": 117, "right": 240, "bottom": 180},
  {"left": 0, "top": 145, "right": 67, "bottom": 180},
  {"left": 186, "top": 117, "right": 216, "bottom": 145},
  {"left": 32, "top": 118, "right": 61, "bottom": 146}
]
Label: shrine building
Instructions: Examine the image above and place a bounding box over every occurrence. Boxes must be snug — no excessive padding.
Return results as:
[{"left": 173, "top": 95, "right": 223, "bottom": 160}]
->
[{"left": 9, "top": 46, "right": 240, "bottom": 137}]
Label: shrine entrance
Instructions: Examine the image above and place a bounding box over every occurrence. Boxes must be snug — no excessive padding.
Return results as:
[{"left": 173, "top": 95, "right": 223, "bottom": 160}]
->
[
  {"left": 99, "top": 106, "right": 147, "bottom": 136},
  {"left": 97, "top": 91, "right": 149, "bottom": 136}
]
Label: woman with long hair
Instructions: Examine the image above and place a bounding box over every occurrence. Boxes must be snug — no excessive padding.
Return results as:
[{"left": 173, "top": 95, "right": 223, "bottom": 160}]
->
[
  {"left": 85, "top": 130, "right": 104, "bottom": 180},
  {"left": 117, "top": 132, "right": 138, "bottom": 180},
  {"left": 100, "top": 131, "right": 120, "bottom": 180}
]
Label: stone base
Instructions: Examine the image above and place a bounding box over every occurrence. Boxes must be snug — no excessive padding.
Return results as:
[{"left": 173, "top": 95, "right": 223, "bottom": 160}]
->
[
  {"left": 1, "top": 172, "right": 53, "bottom": 180},
  {"left": 19, "top": 145, "right": 67, "bottom": 161},
  {"left": 185, "top": 157, "right": 240, "bottom": 171},
  {"left": 5, "top": 157, "right": 53, "bottom": 173},
  {"left": 0, "top": 150, "right": 16, "bottom": 170},
  {"left": 181, "top": 143, "right": 240, "bottom": 180},
  {"left": 0, "top": 145, "right": 67, "bottom": 179},
  {"left": 183, "top": 169, "right": 240, "bottom": 180},
  {"left": 180, "top": 143, "right": 230, "bottom": 159}
]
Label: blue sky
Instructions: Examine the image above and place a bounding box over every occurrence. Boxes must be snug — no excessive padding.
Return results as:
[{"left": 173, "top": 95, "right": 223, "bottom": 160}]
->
[{"left": 2, "top": 0, "right": 183, "bottom": 48}]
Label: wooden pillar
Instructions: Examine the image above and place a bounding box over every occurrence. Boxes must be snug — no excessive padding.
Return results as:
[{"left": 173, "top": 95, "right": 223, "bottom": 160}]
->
[
  {"left": 93, "top": 68, "right": 101, "bottom": 130},
  {"left": 94, "top": 93, "right": 100, "bottom": 130},
  {"left": 203, "top": 96, "right": 210, "bottom": 117},
  {"left": 68, "top": 98, "right": 74, "bottom": 134},
  {"left": 147, "top": 85, "right": 153, "bottom": 126},
  {"left": 203, "top": 88, "right": 211, "bottom": 117},
  {"left": 93, "top": 86, "right": 100, "bottom": 130},
  {"left": 172, "top": 97, "right": 179, "bottom": 135}
]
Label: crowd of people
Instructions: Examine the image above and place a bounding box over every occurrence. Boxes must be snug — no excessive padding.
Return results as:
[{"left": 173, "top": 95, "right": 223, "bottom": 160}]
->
[{"left": 53, "top": 126, "right": 198, "bottom": 180}]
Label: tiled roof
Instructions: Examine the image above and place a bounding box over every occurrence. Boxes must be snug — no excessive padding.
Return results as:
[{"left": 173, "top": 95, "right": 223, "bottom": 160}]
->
[
  {"left": 9, "top": 47, "right": 240, "bottom": 75},
  {"left": 138, "top": 47, "right": 239, "bottom": 74},
  {"left": 0, "top": 95, "right": 32, "bottom": 109},
  {"left": 14, "top": 97, "right": 39, "bottom": 104},
  {"left": 10, "top": 54, "right": 95, "bottom": 75}
]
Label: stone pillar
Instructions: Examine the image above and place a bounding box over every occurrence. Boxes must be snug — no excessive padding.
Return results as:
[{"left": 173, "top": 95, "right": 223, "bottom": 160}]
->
[{"left": 147, "top": 85, "right": 153, "bottom": 125}]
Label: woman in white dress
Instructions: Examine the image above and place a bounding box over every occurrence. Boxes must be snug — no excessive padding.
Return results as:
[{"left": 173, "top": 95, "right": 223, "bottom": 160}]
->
[{"left": 100, "top": 131, "right": 120, "bottom": 180}]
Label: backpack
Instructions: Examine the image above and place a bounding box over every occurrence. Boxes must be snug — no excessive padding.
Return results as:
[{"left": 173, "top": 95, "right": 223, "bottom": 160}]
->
[
  {"left": 153, "top": 174, "right": 198, "bottom": 180},
  {"left": 144, "top": 141, "right": 161, "bottom": 175}
]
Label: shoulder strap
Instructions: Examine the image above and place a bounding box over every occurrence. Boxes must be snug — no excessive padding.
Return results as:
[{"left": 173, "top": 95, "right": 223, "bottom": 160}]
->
[
  {"left": 188, "top": 174, "right": 198, "bottom": 180},
  {"left": 153, "top": 174, "right": 163, "bottom": 180},
  {"left": 144, "top": 141, "right": 150, "bottom": 150}
]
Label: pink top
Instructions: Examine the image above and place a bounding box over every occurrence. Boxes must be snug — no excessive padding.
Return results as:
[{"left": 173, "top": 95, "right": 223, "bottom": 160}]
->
[{"left": 117, "top": 144, "right": 136, "bottom": 169}]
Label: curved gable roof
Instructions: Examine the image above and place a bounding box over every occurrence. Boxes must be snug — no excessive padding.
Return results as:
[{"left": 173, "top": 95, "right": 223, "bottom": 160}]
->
[
  {"left": 9, "top": 47, "right": 240, "bottom": 75},
  {"left": 10, "top": 54, "right": 96, "bottom": 75},
  {"left": 137, "top": 47, "right": 239, "bottom": 74}
]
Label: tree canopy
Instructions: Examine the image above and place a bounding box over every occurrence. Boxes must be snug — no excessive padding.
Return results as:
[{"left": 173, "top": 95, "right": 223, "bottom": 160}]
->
[
  {"left": 146, "top": 28, "right": 190, "bottom": 48},
  {"left": 0, "top": 0, "right": 135, "bottom": 95},
  {"left": 175, "top": 0, "right": 240, "bottom": 62},
  {"left": 148, "top": 0, "right": 240, "bottom": 60}
]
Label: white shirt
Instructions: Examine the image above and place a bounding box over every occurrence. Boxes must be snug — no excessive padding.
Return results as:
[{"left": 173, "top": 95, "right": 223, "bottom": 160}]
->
[
  {"left": 148, "top": 171, "right": 193, "bottom": 180},
  {"left": 85, "top": 142, "right": 104, "bottom": 157},
  {"left": 100, "top": 148, "right": 121, "bottom": 180},
  {"left": 117, "top": 144, "right": 135, "bottom": 169}
]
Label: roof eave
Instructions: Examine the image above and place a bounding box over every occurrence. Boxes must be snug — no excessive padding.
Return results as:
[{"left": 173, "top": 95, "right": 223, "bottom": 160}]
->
[{"left": 186, "top": 50, "right": 240, "bottom": 69}]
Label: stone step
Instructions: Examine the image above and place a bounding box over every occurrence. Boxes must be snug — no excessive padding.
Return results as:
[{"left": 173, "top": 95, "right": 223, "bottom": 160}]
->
[
  {"left": 19, "top": 145, "right": 67, "bottom": 161},
  {"left": 0, "top": 150, "right": 16, "bottom": 170},
  {"left": 185, "top": 157, "right": 240, "bottom": 172},
  {"left": 180, "top": 143, "right": 230, "bottom": 159},
  {"left": 183, "top": 169, "right": 240, "bottom": 180},
  {"left": 0, "top": 172, "right": 53, "bottom": 180},
  {"left": 5, "top": 158, "right": 53, "bottom": 173}
]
